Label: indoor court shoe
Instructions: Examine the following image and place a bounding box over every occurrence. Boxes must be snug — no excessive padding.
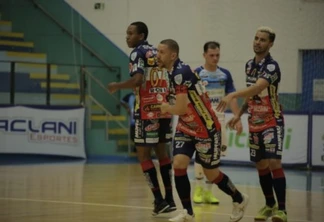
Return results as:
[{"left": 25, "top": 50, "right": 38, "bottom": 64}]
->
[
  {"left": 165, "top": 200, "right": 177, "bottom": 212},
  {"left": 272, "top": 210, "right": 287, "bottom": 222},
  {"left": 254, "top": 205, "right": 278, "bottom": 221},
  {"left": 169, "top": 209, "right": 195, "bottom": 222},
  {"left": 229, "top": 193, "right": 249, "bottom": 222},
  {"left": 193, "top": 186, "right": 204, "bottom": 204},
  {"left": 152, "top": 199, "right": 170, "bottom": 216},
  {"left": 203, "top": 190, "right": 220, "bottom": 204}
]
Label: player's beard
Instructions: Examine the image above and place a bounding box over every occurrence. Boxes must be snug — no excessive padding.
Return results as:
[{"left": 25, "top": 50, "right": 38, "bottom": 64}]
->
[{"left": 254, "top": 47, "right": 266, "bottom": 55}]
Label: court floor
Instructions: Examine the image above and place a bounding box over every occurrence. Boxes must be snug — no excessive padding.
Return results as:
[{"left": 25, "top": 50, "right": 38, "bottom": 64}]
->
[{"left": 0, "top": 161, "right": 323, "bottom": 222}]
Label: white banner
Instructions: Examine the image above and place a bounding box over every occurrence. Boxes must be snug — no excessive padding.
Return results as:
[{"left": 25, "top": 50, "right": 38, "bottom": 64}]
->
[
  {"left": 312, "top": 115, "right": 324, "bottom": 166},
  {"left": 172, "top": 114, "right": 308, "bottom": 164},
  {"left": 0, "top": 106, "right": 86, "bottom": 158}
]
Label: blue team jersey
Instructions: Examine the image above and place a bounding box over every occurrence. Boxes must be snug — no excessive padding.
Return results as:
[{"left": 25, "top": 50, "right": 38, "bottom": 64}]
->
[{"left": 195, "top": 66, "right": 236, "bottom": 110}]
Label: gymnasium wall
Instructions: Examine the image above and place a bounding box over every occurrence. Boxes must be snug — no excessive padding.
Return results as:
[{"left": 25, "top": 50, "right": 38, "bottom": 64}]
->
[
  {"left": 1, "top": 0, "right": 129, "bottom": 112},
  {"left": 65, "top": 0, "right": 324, "bottom": 93}
]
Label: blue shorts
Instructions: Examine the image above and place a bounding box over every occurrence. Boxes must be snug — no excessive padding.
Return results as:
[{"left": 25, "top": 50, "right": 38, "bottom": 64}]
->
[
  {"left": 249, "top": 126, "right": 285, "bottom": 162},
  {"left": 172, "top": 130, "right": 221, "bottom": 169},
  {"left": 133, "top": 118, "right": 172, "bottom": 146}
]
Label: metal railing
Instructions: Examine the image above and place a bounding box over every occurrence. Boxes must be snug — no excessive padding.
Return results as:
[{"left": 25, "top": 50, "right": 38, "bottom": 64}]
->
[
  {"left": 0, "top": 60, "right": 120, "bottom": 104},
  {"left": 0, "top": 60, "right": 131, "bottom": 154},
  {"left": 81, "top": 67, "right": 128, "bottom": 129},
  {"left": 80, "top": 67, "right": 131, "bottom": 155}
]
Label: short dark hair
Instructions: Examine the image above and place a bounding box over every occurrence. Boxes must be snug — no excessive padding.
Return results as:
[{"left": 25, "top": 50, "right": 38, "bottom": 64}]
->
[
  {"left": 203, "top": 41, "right": 220, "bottom": 53},
  {"left": 130, "top": 21, "right": 148, "bottom": 40},
  {"left": 160, "top": 39, "right": 179, "bottom": 55}
]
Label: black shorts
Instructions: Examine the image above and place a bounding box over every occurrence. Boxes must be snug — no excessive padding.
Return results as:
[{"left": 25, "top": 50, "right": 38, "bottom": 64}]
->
[
  {"left": 133, "top": 118, "right": 172, "bottom": 146},
  {"left": 249, "top": 126, "right": 285, "bottom": 162},
  {"left": 172, "top": 130, "right": 221, "bottom": 169}
]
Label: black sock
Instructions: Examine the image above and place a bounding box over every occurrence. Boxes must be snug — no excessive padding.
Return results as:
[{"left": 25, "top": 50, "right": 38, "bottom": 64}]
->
[
  {"left": 159, "top": 158, "right": 174, "bottom": 202},
  {"left": 258, "top": 168, "right": 276, "bottom": 207},
  {"left": 213, "top": 171, "right": 243, "bottom": 203},
  {"left": 140, "top": 160, "right": 163, "bottom": 202},
  {"left": 272, "top": 168, "right": 286, "bottom": 212},
  {"left": 174, "top": 168, "right": 193, "bottom": 215}
]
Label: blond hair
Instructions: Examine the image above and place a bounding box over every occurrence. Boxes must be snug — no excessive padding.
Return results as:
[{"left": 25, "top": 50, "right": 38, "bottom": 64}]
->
[{"left": 257, "top": 26, "right": 276, "bottom": 42}]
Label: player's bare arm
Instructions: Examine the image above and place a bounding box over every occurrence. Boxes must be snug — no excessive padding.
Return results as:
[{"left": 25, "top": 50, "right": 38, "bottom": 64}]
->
[
  {"left": 216, "top": 78, "right": 269, "bottom": 112},
  {"left": 237, "top": 100, "right": 249, "bottom": 118},
  {"left": 107, "top": 73, "right": 143, "bottom": 93},
  {"left": 227, "top": 99, "right": 249, "bottom": 130},
  {"left": 228, "top": 98, "right": 243, "bottom": 134}
]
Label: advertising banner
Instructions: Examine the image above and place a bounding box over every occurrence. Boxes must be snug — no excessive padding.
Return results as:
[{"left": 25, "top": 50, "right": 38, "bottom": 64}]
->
[
  {"left": 0, "top": 106, "right": 86, "bottom": 158},
  {"left": 311, "top": 115, "right": 324, "bottom": 166}
]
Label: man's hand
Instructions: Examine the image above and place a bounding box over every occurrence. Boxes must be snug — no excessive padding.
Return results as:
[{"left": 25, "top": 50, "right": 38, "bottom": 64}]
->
[
  {"left": 160, "top": 103, "right": 169, "bottom": 114},
  {"left": 216, "top": 93, "right": 234, "bottom": 112},
  {"left": 126, "top": 107, "right": 131, "bottom": 116},
  {"left": 234, "top": 119, "right": 243, "bottom": 135},
  {"left": 226, "top": 115, "right": 242, "bottom": 135},
  {"left": 107, "top": 82, "right": 119, "bottom": 94}
]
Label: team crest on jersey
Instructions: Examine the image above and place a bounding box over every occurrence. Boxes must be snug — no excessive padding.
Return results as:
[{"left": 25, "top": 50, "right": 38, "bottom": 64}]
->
[
  {"left": 267, "top": 64, "right": 275, "bottom": 72},
  {"left": 174, "top": 74, "right": 183, "bottom": 85}
]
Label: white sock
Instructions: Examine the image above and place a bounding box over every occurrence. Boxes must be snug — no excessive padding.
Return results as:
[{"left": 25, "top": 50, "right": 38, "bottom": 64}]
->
[{"left": 205, "top": 181, "right": 213, "bottom": 192}]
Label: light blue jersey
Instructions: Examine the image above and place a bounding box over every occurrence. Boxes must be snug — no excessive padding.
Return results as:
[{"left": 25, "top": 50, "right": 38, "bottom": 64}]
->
[{"left": 195, "top": 66, "right": 236, "bottom": 110}]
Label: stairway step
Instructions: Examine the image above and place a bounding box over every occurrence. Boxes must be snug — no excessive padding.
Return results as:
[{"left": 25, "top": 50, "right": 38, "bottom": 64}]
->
[
  {"left": 0, "top": 40, "right": 34, "bottom": 52},
  {"left": 40, "top": 82, "right": 79, "bottom": 89},
  {"left": 0, "top": 51, "right": 46, "bottom": 63},
  {"left": 0, "top": 21, "right": 12, "bottom": 32},
  {"left": 0, "top": 21, "right": 12, "bottom": 25},
  {"left": 0, "top": 31, "right": 24, "bottom": 39},
  {"left": 117, "top": 139, "right": 132, "bottom": 146},
  {"left": 6, "top": 51, "right": 45, "bottom": 59},
  {"left": 91, "top": 115, "right": 126, "bottom": 121},
  {"left": 107, "top": 128, "right": 128, "bottom": 135},
  {"left": 30, "top": 73, "right": 70, "bottom": 81},
  {"left": 0, "top": 40, "right": 33, "bottom": 47}
]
